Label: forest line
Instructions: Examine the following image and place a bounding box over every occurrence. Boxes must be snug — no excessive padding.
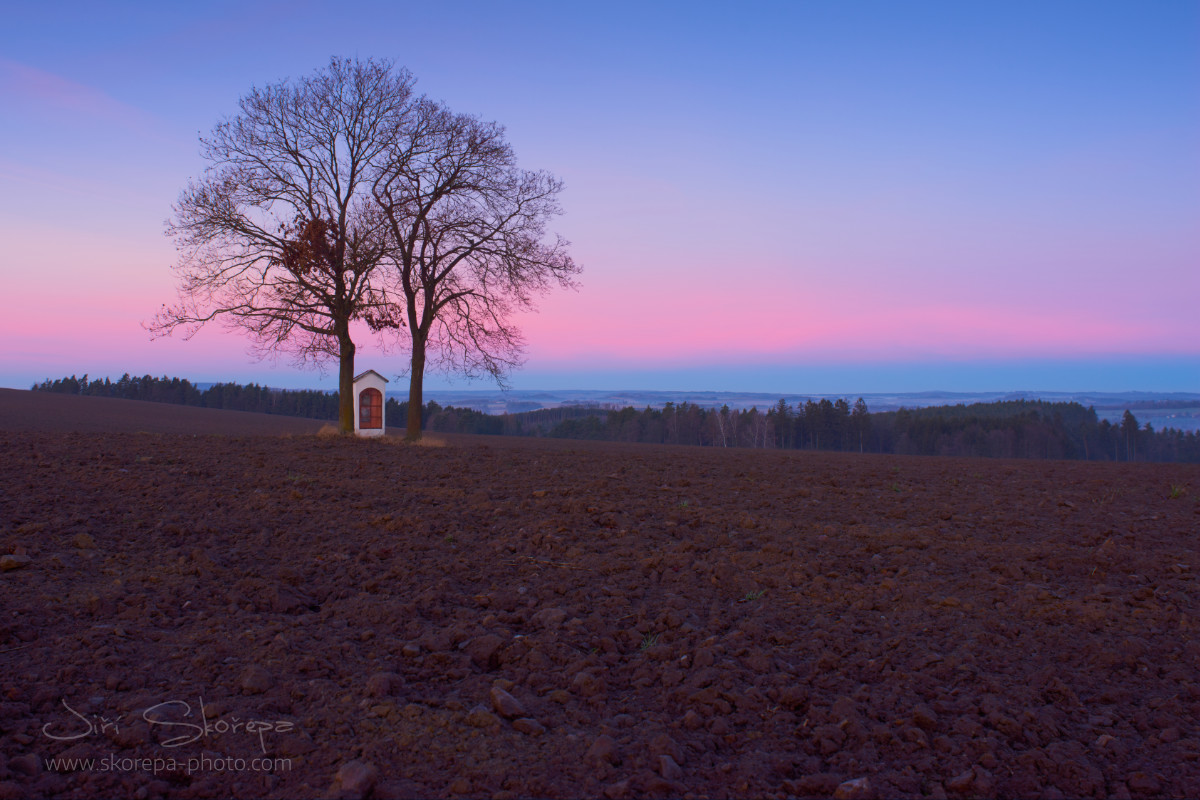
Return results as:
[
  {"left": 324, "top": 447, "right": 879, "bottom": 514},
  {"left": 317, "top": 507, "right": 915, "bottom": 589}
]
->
[{"left": 32, "top": 374, "right": 1200, "bottom": 463}]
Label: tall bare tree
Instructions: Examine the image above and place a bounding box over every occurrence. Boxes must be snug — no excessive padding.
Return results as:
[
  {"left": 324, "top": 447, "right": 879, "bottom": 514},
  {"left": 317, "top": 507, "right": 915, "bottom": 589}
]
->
[
  {"left": 150, "top": 58, "right": 411, "bottom": 433},
  {"left": 372, "top": 101, "right": 580, "bottom": 439}
]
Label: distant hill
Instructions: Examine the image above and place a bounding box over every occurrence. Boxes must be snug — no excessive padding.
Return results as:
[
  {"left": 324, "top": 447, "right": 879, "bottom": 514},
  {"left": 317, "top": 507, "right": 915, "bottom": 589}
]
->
[{"left": 414, "top": 389, "right": 1200, "bottom": 432}]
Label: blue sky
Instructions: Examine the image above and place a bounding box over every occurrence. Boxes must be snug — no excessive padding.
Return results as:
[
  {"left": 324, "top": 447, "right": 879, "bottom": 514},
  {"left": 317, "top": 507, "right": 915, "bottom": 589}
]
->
[{"left": 2, "top": 1, "right": 1197, "bottom": 394}]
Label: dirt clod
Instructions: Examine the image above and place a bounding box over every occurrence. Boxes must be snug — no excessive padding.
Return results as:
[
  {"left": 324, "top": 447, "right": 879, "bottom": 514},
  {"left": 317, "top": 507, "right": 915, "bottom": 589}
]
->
[
  {"left": 239, "top": 665, "right": 274, "bottom": 694},
  {"left": 586, "top": 734, "right": 620, "bottom": 765},
  {"left": 658, "top": 754, "right": 683, "bottom": 780},
  {"left": 489, "top": 685, "right": 526, "bottom": 718},
  {"left": 512, "top": 717, "right": 545, "bottom": 736},
  {"left": 834, "top": 777, "right": 874, "bottom": 800},
  {"left": 464, "top": 634, "right": 505, "bottom": 669},
  {"left": 0, "top": 554, "right": 31, "bottom": 571},
  {"left": 365, "top": 672, "right": 400, "bottom": 697},
  {"left": 327, "top": 760, "right": 378, "bottom": 800},
  {"left": 465, "top": 706, "right": 501, "bottom": 728}
]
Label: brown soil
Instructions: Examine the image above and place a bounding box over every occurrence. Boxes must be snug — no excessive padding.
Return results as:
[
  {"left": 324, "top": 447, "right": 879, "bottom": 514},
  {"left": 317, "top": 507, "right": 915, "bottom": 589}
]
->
[
  {"left": 1, "top": 389, "right": 1198, "bottom": 799},
  {"left": 0, "top": 389, "right": 326, "bottom": 436}
]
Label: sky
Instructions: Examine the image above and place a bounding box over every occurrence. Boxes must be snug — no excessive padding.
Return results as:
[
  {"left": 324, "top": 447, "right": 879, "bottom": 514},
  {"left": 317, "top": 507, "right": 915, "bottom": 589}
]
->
[{"left": 2, "top": 0, "right": 1197, "bottom": 394}]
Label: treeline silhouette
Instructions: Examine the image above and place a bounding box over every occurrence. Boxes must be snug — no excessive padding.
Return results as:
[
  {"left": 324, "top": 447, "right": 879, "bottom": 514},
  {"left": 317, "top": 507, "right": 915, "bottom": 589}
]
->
[
  {"left": 33, "top": 374, "right": 340, "bottom": 420},
  {"left": 420, "top": 395, "right": 1199, "bottom": 462},
  {"left": 868, "top": 401, "right": 1198, "bottom": 463},
  {"left": 31, "top": 373, "right": 490, "bottom": 430},
  {"left": 32, "top": 375, "right": 1199, "bottom": 462}
]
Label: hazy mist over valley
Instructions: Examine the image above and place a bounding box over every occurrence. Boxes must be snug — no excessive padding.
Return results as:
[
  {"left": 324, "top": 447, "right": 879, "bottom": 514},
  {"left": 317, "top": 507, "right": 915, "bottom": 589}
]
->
[{"left": 413, "top": 389, "right": 1200, "bottom": 433}]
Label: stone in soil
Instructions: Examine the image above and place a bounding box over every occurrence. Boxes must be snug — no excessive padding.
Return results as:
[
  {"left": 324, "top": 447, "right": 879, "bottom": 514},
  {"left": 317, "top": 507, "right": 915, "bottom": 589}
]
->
[
  {"left": 530, "top": 607, "right": 568, "bottom": 630},
  {"left": 365, "top": 672, "right": 401, "bottom": 697},
  {"left": 239, "top": 665, "right": 274, "bottom": 694},
  {"left": 1127, "top": 773, "right": 1162, "bottom": 795},
  {"left": 327, "top": 760, "right": 378, "bottom": 800},
  {"left": 790, "top": 774, "right": 841, "bottom": 795},
  {"left": 913, "top": 703, "right": 940, "bottom": 731},
  {"left": 587, "top": 734, "right": 620, "bottom": 765},
  {"left": 571, "top": 671, "right": 604, "bottom": 698},
  {"left": 8, "top": 754, "right": 41, "bottom": 777},
  {"left": 834, "top": 776, "right": 874, "bottom": 800},
  {"left": 465, "top": 706, "right": 501, "bottom": 728},
  {"left": 946, "top": 769, "right": 975, "bottom": 793},
  {"left": 0, "top": 554, "right": 31, "bottom": 571},
  {"left": 465, "top": 634, "right": 505, "bottom": 669},
  {"left": 602, "top": 779, "right": 631, "bottom": 799},
  {"left": 649, "top": 733, "right": 685, "bottom": 764},
  {"left": 489, "top": 685, "right": 526, "bottom": 718},
  {"left": 658, "top": 754, "right": 683, "bottom": 780},
  {"left": 512, "top": 717, "right": 546, "bottom": 736}
]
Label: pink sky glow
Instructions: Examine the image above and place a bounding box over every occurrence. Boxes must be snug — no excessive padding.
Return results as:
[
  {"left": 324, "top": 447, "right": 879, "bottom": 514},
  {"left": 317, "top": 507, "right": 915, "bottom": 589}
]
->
[
  {"left": 1, "top": 3, "right": 1196, "bottom": 393},
  {"left": 517, "top": 289, "right": 1181, "bottom": 367}
]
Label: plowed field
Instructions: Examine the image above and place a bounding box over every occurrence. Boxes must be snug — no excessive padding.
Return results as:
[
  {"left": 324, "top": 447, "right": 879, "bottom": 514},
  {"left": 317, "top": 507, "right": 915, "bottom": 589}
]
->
[{"left": 1, "top": 390, "right": 1198, "bottom": 798}]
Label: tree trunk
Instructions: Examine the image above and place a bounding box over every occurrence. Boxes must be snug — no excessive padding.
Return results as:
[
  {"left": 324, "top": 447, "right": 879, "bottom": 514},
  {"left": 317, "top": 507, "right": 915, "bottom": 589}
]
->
[
  {"left": 406, "top": 336, "right": 426, "bottom": 441},
  {"left": 337, "top": 330, "right": 356, "bottom": 434}
]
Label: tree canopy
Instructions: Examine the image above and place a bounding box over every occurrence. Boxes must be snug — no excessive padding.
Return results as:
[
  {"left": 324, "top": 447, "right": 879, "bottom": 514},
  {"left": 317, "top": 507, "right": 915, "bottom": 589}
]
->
[
  {"left": 151, "top": 58, "right": 578, "bottom": 437},
  {"left": 371, "top": 96, "right": 580, "bottom": 438},
  {"left": 152, "top": 58, "right": 414, "bottom": 431},
  {"left": 153, "top": 58, "right": 576, "bottom": 434}
]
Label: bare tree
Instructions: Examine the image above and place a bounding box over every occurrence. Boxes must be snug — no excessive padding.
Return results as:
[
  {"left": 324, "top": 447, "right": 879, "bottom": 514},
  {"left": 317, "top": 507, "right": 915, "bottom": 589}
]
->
[
  {"left": 150, "top": 58, "right": 411, "bottom": 433},
  {"left": 372, "top": 101, "right": 580, "bottom": 439}
]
